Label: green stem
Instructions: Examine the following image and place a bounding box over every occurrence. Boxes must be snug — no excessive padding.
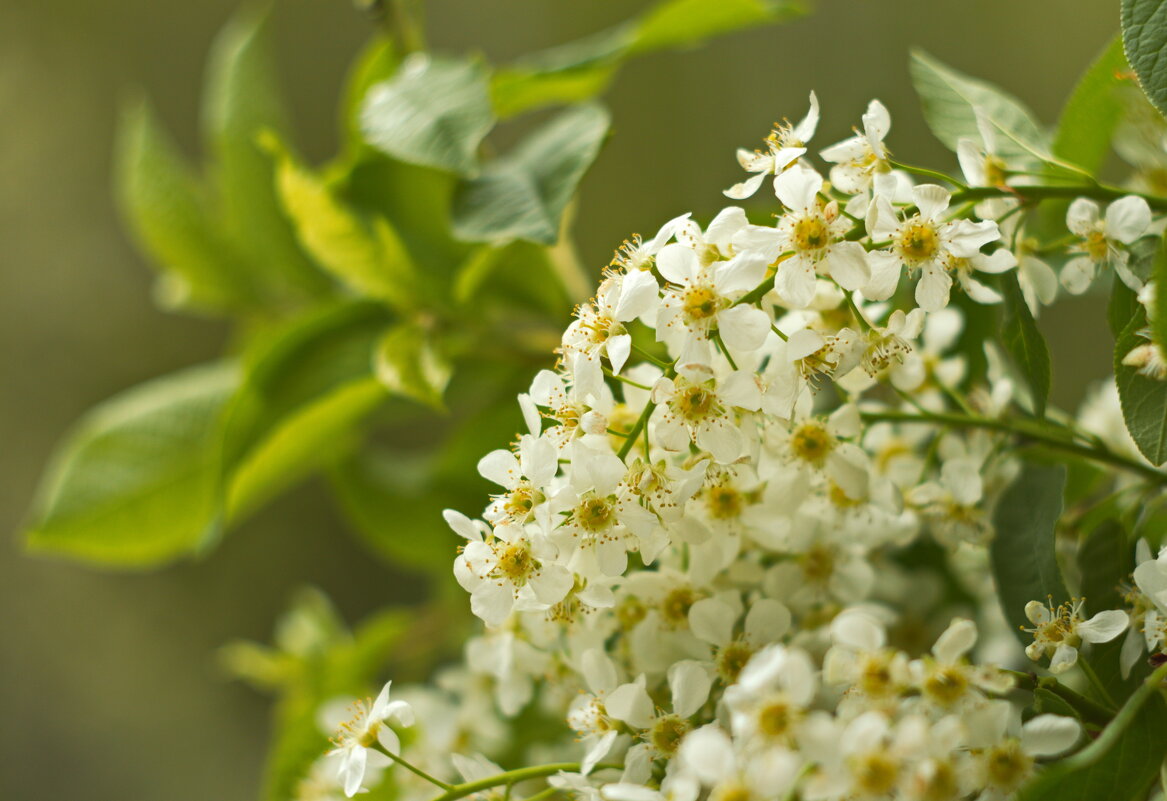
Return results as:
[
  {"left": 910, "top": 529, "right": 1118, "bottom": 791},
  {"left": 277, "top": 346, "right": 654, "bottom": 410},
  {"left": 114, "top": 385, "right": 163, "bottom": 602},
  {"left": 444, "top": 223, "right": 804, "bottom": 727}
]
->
[
  {"left": 858, "top": 409, "right": 1167, "bottom": 485},
  {"left": 713, "top": 330, "right": 739, "bottom": 370},
  {"left": 951, "top": 183, "right": 1167, "bottom": 213},
  {"left": 425, "top": 764, "right": 620, "bottom": 801},
  {"left": 1054, "top": 663, "right": 1167, "bottom": 772},
  {"left": 1004, "top": 670, "right": 1114, "bottom": 727},
  {"left": 1078, "top": 658, "right": 1119, "bottom": 711},
  {"left": 770, "top": 324, "right": 789, "bottom": 342},
  {"left": 523, "top": 787, "right": 561, "bottom": 801},
  {"left": 603, "top": 367, "right": 652, "bottom": 391},
  {"left": 385, "top": 0, "right": 426, "bottom": 53},
  {"left": 631, "top": 344, "right": 671, "bottom": 370},
  {"left": 619, "top": 397, "right": 657, "bottom": 461},
  {"left": 844, "top": 292, "right": 872, "bottom": 332},
  {"left": 889, "top": 160, "right": 968, "bottom": 190},
  {"left": 374, "top": 744, "right": 454, "bottom": 791}
]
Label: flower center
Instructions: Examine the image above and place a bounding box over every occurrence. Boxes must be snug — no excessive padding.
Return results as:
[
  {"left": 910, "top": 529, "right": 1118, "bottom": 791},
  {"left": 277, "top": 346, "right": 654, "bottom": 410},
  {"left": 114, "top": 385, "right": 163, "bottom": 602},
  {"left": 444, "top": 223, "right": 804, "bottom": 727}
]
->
[
  {"left": 705, "top": 485, "right": 743, "bottom": 520},
  {"left": 495, "top": 542, "right": 535, "bottom": 583},
  {"left": 852, "top": 751, "right": 900, "bottom": 796},
  {"left": 757, "top": 697, "right": 798, "bottom": 738},
  {"left": 649, "top": 713, "right": 690, "bottom": 756},
  {"left": 673, "top": 384, "right": 720, "bottom": 423},
  {"left": 857, "top": 651, "right": 898, "bottom": 698},
  {"left": 711, "top": 784, "right": 752, "bottom": 801},
  {"left": 922, "top": 664, "right": 969, "bottom": 707},
  {"left": 660, "top": 586, "right": 699, "bottom": 627},
  {"left": 792, "top": 215, "right": 830, "bottom": 252},
  {"left": 984, "top": 740, "right": 1033, "bottom": 791},
  {"left": 790, "top": 421, "right": 835, "bottom": 466},
  {"left": 1085, "top": 230, "right": 1110, "bottom": 262},
  {"left": 717, "top": 640, "right": 755, "bottom": 684},
  {"left": 575, "top": 496, "right": 615, "bottom": 533},
  {"left": 898, "top": 220, "right": 940, "bottom": 264},
  {"left": 682, "top": 285, "right": 722, "bottom": 321}
]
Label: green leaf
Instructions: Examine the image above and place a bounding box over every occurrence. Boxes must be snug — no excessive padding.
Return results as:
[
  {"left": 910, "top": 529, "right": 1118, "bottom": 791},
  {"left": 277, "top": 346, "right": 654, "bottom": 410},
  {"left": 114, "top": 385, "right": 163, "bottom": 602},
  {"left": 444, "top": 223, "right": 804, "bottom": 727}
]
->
[
  {"left": 452, "top": 104, "right": 611, "bottom": 245},
  {"left": 990, "top": 463, "right": 1071, "bottom": 644},
  {"left": 909, "top": 49, "right": 1055, "bottom": 165},
  {"left": 269, "top": 136, "right": 423, "bottom": 311},
  {"left": 631, "top": 0, "right": 804, "bottom": 53},
  {"left": 1017, "top": 666, "right": 1167, "bottom": 801},
  {"left": 490, "top": 0, "right": 804, "bottom": 118},
  {"left": 328, "top": 448, "right": 456, "bottom": 576},
  {"left": 1078, "top": 520, "right": 1132, "bottom": 612},
  {"left": 227, "top": 378, "right": 386, "bottom": 520},
  {"left": 1114, "top": 309, "right": 1167, "bottom": 464},
  {"left": 24, "top": 363, "right": 238, "bottom": 567},
  {"left": 1122, "top": 0, "right": 1167, "bottom": 118},
  {"left": 114, "top": 99, "right": 256, "bottom": 313},
  {"left": 340, "top": 36, "right": 398, "bottom": 151},
  {"left": 373, "top": 323, "right": 452, "bottom": 409},
  {"left": 1152, "top": 234, "right": 1167, "bottom": 349},
  {"left": 359, "top": 55, "right": 494, "bottom": 176},
  {"left": 1109, "top": 276, "right": 1140, "bottom": 338},
  {"left": 1000, "top": 271, "right": 1052, "bottom": 417},
  {"left": 1052, "top": 37, "right": 1129, "bottom": 176},
  {"left": 221, "top": 302, "right": 391, "bottom": 521},
  {"left": 203, "top": 6, "right": 327, "bottom": 301}
]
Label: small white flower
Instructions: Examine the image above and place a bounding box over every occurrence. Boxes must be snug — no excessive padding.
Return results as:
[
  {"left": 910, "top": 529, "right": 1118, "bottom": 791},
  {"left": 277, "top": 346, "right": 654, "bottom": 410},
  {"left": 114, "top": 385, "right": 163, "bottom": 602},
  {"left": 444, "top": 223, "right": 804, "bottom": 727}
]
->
[
  {"left": 1061, "top": 195, "right": 1152, "bottom": 294},
  {"left": 1022, "top": 597, "right": 1129, "bottom": 673},
  {"left": 820, "top": 99, "right": 893, "bottom": 194},
  {"left": 724, "top": 92, "right": 819, "bottom": 199},
  {"left": 328, "top": 682, "right": 415, "bottom": 797}
]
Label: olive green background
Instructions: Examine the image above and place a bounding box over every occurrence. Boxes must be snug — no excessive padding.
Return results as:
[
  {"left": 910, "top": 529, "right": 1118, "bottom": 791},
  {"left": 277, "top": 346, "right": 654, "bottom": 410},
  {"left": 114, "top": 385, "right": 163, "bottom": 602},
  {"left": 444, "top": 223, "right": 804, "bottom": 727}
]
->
[{"left": 0, "top": 2, "right": 1117, "bottom": 798}]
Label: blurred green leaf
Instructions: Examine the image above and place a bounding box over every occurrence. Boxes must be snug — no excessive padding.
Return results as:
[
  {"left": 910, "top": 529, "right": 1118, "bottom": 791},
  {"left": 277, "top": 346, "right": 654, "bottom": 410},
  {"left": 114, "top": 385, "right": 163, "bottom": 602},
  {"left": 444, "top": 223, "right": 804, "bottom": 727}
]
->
[
  {"left": 269, "top": 136, "right": 425, "bottom": 312},
  {"left": 341, "top": 36, "right": 398, "bottom": 150},
  {"left": 221, "top": 302, "right": 391, "bottom": 522},
  {"left": 1109, "top": 276, "right": 1140, "bottom": 338},
  {"left": 360, "top": 55, "right": 494, "bottom": 175},
  {"left": 631, "top": 0, "right": 803, "bottom": 52},
  {"left": 115, "top": 99, "right": 256, "bottom": 313},
  {"left": 1017, "top": 673, "right": 1167, "bottom": 801},
  {"left": 228, "top": 378, "right": 386, "bottom": 520},
  {"left": 452, "top": 104, "right": 611, "bottom": 245},
  {"left": 1000, "top": 271, "right": 1052, "bottom": 417},
  {"left": 1122, "top": 0, "right": 1167, "bottom": 118},
  {"left": 1152, "top": 234, "right": 1167, "bottom": 349},
  {"left": 490, "top": 0, "right": 805, "bottom": 118},
  {"left": 1115, "top": 308, "right": 1167, "bottom": 465},
  {"left": 373, "top": 323, "right": 452, "bottom": 409},
  {"left": 454, "top": 241, "right": 572, "bottom": 318},
  {"left": 329, "top": 448, "right": 456, "bottom": 576},
  {"left": 1053, "top": 37, "right": 1129, "bottom": 176},
  {"left": 25, "top": 363, "right": 237, "bottom": 567},
  {"left": 1077, "top": 519, "right": 1142, "bottom": 703},
  {"left": 990, "top": 463, "right": 1071, "bottom": 644},
  {"left": 203, "top": 6, "right": 329, "bottom": 302},
  {"left": 910, "top": 49, "right": 1056, "bottom": 166}
]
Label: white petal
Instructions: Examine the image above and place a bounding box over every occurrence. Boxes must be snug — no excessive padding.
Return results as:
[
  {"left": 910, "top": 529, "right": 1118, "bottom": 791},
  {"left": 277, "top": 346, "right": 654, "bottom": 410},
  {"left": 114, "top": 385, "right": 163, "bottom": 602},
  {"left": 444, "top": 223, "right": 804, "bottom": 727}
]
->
[
  {"left": 794, "top": 91, "right": 820, "bottom": 142},
  {"left": 615, "top": 270, "right": 660, "bottom": 322},
  {"left": 342, "top": 748, "right": 367, "bottom": 797},
  {"left": 830, "top": 609, "right": 885, "bottom": 651},
  {"left": 1078, "top": 609, "right": 1129, "bottom": 643},
  {"left": 863, "top": 250, "right": 903, "bottom": 301},
  {"left": 915, "top": 265, "right": 953, "bottom": 311},
  {"left": 443, "top": 509, "right": 482, "bottom": 541},
  {"left": 677, "top": 725, "right": 735, "bottom": 785},
  {"left": 913, "top": 184, "right": 951, "bottom": 220},
  {"left": 669, "top": 660, "right": 713, "bottom": 718},
  {"left": 775, "top": 165, "right": 823, "bottom": 211},
  {"left": 471, "top": 582, "right": 513, "bottom": 626},
  {"left": 607, "top": 334, "right": 632, "bottom": 375},
  {"left": 718, "top": 305, "right": 771, "bottom": 352},
  {"left": 1060, "top": 256, "right": 1096, "bottom": 294},
  {"left": 825, "top": 241, "right": 870, "bottom": 290},
  {"left": 775, "top": 255, "right": 817, "bottom": 309},
  {"left": 478, "top": 449, "right": 520, "bottom": 489},
  {"left": 1066, "top": 198, "right": 1100, "bottom": 237},
  {"left": 863, "top": 99, "right": 891, "bottom": 144},
  {"left": 932, "top": 618, "right": 977, "bottom": 663},
  {"left": 695, "top": 421, "right": 742, "bottom": 464},
  {"left": 1021, "top": 714, "right": 1081, "bottom": 757},
  {"left": 1106, "top": 195, "right": 1152, "bottom": 244},
  {"left": 744, "top": 598, "right": 792, "bottom": 644},
  {"left": 724, "top": 171, "right": 767, "bottom": 200},
  {"left": 607, "top": 681, "right": 655, "bottom": 729},
  {"left": 656, "top": 243, "right": 697, "bottom": 284},
  {"left": 688, "top": 597, "right": 737, "bottom": 647},
  {"left": 530, "top": 564, "right": 574, "bottom": 604}
]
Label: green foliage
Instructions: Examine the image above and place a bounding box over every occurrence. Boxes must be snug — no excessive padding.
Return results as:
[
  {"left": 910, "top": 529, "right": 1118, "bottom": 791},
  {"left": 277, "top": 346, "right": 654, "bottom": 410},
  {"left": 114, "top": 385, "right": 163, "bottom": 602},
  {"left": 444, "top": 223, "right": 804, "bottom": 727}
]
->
[
  {"left": 115, "top": 99, "right": 257, "bottom": 313},
  {"left": 221, "top": 302, "right": 391, "bottom": 521},
  {"left": 25, "top": 363, "right": 237, "bottom": 566},
  {"left": 490, "top": 0, "right": 806, "bottom": 118},
  {"left": 1109, "top": 277, "right": 1140, "bottom": 338},
  {"left": 203, "top": 6, "right": 329, "bottom": 302},
  {"left": 1017, "top": 667, "right": 1167, "bottom": 801},
  {"left": 999, "top": 272, "right": 1052, "bottom": 417},
  {"left": 452, "top": 104, "right": 611, "bottom": 245},
  {"left": 1152, "top": 234, "right": 1167, "bottom": 349},
  {"left": 1114, "top": 307, "right": 1167, "bottom": 465},
  {"left": 374, "top": 322, "right": 452, "bottom": 409},
  {"left": 990, "top": 463, "right": 1070, "bottom": 643},
  {"left": 1121, "top": 0, "right": 1167, "bottom": 118},
  {"left": 910, "top": 49, "right": 1051, "bottom": 164},
  {"left": 1052, "top": 37, "right": 1130, "bottom": 176},
  {"left": 360, "top": 56, "right": 495, "bottom": 176},
  {"left": 269, "top": 136, "right": 427, "bottom": 312}
]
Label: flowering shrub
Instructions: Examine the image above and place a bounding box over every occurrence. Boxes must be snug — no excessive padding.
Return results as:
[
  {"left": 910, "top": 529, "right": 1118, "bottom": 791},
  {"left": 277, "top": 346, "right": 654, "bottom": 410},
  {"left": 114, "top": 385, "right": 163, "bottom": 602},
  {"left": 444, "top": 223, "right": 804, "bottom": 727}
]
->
[{"left": 24, "top": 1, "right": 1167, "bottom": 799}]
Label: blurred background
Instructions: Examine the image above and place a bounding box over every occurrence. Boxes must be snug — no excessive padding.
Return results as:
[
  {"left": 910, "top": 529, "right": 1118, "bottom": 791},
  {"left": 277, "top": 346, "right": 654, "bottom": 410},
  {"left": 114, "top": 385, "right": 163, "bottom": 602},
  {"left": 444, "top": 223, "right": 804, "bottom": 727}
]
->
[{"left": 0, "top": 2, "right": 1119, "bottom": 799}]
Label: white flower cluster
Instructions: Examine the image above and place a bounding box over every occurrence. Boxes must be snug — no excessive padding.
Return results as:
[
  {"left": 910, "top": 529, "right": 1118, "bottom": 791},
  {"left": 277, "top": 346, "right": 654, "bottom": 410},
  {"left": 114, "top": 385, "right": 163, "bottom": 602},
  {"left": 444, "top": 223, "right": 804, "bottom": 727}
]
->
[{"left": 315, "top": 97, "right": 1166, "bottom": 801}]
